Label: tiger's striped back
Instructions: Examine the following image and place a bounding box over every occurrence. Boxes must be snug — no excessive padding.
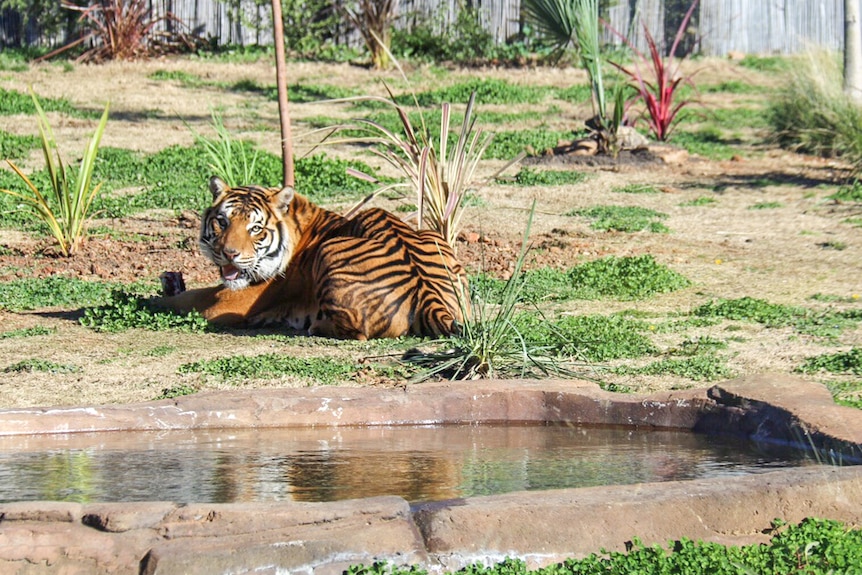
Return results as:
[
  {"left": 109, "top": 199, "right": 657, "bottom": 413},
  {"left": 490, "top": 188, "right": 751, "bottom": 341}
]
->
[{"left": 310, "top": 208, "right": 468, "bottom": 339}]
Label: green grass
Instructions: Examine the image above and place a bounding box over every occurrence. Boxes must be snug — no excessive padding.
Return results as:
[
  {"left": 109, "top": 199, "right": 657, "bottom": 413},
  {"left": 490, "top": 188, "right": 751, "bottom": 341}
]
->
[
  {"left": 618, "top": 354, "right": 734, "bottom": 382},
  {"left": 503, "top": 168, "right": 588, "bottom": 186},
  {"left": 347, "top": 517, "right": 862, "bottom": 575},
  {"left": 828, "top": 181, "right": 862, "bottom": 202},
  {"left": 404, "top": 78, "right": 548, "bottom": 106},
  {"left": 3, "top": 359, "right": 80, "bottom": 374},
  {"left": 0, "top": 88, "right": 91, "bottom": 117},
  {"left": 679, "top": 196, "right": 717, "bottom": 207},
  {"left": 555, "top": 84, "right": 594, "bottom": 103},
  {"left": 612, "top": 184, "right": 660, "bottom": 194},
  {"left": 153, "top": 384, "right": 198, "bottom": 400},
  {"left": 701, "top": 80, "right": 764, "bottom": 94},
  {"left": 823, "top": 380, "right": 862, "bottom": 409},
  {"left": 177, "top": 354, "right": 366, "bottom": 385},
  {"left": 2, "top": 144, "right": 382, "bottom": 227},
  {"left": 148, "top": 69, "right": 207, "bottom": 87},
  {"left": 671, "top": 129, "right": 741, "bottom": 160},
  {"left": 749, "top": 201, "right": 784, "bottom": 210},
  {"left": 700, "top": 106, "right": 771, "bottom": 130},
  {"left": 148, "top": 70, "right": 359, "bottom": 102},
  {"left": 0, "top": 326, "right": 54, "bottom": 339},
  {"left": 797, "top": 348, "right": 862, "bottom": 376},
  {"left": 566, "top": 205, "right": 670, "bottom": 233},
  {"left": 694, "top": 297, "right": 861, "bottom": 339},
  {"left": 483, "top": 129, "right": 575, "bottom": 160},
  {"left": 738, "top": 54, "right": 789, "bottom": 72}
]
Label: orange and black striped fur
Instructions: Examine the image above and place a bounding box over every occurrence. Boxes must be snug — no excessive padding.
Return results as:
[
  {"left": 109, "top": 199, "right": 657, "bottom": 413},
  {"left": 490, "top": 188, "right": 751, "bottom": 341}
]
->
[{"left": 156, "top": 177, "right": 468, "bottom": 340}]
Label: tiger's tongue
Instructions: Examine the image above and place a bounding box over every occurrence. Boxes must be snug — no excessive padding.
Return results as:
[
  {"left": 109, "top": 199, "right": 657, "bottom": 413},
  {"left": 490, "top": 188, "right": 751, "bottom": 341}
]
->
[{"left": 221, "top": 264, "right": 241, "bottom": 281}]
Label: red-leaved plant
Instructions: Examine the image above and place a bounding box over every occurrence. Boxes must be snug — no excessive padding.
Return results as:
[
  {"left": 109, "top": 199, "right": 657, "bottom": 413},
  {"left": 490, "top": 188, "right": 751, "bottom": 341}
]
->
[
  {"left": 61, "top": 0, "right": 179, "bottom": 62},
  {"left": 607, "top": 0, "right": 700, "bottom": 141}
]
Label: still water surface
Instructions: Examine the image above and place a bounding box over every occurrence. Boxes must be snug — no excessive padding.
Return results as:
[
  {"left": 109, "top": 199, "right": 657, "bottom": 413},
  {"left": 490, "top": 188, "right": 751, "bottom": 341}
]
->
[{"left": 0, "top": 424, "right": 816, "bottom": 504}]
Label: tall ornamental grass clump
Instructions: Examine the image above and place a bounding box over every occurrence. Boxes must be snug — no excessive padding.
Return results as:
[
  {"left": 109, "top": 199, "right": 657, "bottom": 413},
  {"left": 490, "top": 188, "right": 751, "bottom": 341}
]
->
[
  {"left": 333, "top": 84, "right": 494, "bottom": 247},
  {"left": 768, "top": 50, "right": 862, "bottom": 172},
  {"left": 0, "top": 92, "right": 109, "bottom": 256}
]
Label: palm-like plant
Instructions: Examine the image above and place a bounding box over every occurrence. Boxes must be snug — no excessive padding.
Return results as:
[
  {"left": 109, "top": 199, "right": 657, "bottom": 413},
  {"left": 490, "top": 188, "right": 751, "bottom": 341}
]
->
[
  {"left": 522, "top": 0, "right": 579, "bottom": 58},
  {"left": 524, "top": 0, "right": 622, "bottom": 150},
  {"left": 0, "top": 93, "right": 109, "bottom": 257}
]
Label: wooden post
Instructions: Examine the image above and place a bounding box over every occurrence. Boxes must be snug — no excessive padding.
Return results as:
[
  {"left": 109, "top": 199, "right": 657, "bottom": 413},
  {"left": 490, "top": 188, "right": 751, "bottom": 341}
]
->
[{"left": 271, "top": 0, "right": 295, "bottom": 187}]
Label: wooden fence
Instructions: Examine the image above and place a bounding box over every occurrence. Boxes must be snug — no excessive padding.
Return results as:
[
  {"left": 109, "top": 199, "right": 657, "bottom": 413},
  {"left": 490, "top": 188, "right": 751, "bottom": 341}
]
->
[{"left": 0, "top": 0, "right": 854, "bottom": 57}]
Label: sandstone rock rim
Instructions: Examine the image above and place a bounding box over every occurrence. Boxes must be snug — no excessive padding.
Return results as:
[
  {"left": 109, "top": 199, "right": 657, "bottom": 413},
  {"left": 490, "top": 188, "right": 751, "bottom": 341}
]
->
[{"left": 1, "top": 374, "right": 860, "bottom": 574}]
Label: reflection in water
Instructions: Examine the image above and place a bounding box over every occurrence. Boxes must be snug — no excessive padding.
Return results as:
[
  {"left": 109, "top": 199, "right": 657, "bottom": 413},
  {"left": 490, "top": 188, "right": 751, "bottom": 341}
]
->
[{"left": 0, "top": 424, "right": 816, "bottom": 504}]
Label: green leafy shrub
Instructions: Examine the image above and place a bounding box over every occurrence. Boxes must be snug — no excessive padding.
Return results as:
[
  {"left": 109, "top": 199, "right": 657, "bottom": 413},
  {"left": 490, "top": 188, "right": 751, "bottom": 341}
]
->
[
  {"left": 516, "top": 313, "right": 657, "bottom": 362},
  {"left": 798, "top": 348, "right": 862, "bottom": 376},
  {"left": 0, "top": 129, "right": 39, "bottom": 160},
  {"left": 348, "top": 518, "right": 862, "bottom": 574},
  {"left": 4, "top": 359, "right": 79, "bottom": 374},
  {"left": 484, "top": 129, "right": 574, "bottom": 160},
  {"left": 178, "top": 354, "right": 359, "bottom": 384},
  {"left": 504, "top": 168, "right": 588, "bottom": 186},
  {"left": 620, "top": 354, "right": 733, "bottom": 382},
  {"left": 568, "top": 255, "right": 690, "bottom": 300},
  {"left": 80, "top": 291, "right": 209, "bottom": 333},
  {"left": 0, "top": 326, "right": 54, "bottom": 339},
  {"left": 567, "top": 205, "right": 669, "bottom": 233},
  {"left": 0, "top": 277, "right": 129, "bottom": 311}
]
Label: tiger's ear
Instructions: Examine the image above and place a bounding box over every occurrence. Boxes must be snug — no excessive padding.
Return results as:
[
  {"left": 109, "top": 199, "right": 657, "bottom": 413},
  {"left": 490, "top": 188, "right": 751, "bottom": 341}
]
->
[
  {"left": 275, "top": 185, "right": 295, "bottom": 212},
  {"left": 209, "top": 176, "right": 229, "bottom": 199}
]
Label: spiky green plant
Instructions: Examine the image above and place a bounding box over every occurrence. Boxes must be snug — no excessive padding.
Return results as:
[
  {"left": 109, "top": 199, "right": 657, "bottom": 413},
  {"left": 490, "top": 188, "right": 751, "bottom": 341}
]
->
[
  {"left": 0, "top": 92, "right": 109, "bottom": 256},
  {"left": 408, "top": 203, "right": 579, "bottom": 380},
  {"left": 193, "top": 110, "right": 259, "bottom": 186},
  {"left": 333, "top": 85, "right": 495, "bottom": 247}
]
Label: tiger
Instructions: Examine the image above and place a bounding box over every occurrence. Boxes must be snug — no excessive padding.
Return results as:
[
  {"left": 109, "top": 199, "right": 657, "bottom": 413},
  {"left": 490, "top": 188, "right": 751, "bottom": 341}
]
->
[{"left": 155, "top": 176, "right": 468, "bottom": 340}]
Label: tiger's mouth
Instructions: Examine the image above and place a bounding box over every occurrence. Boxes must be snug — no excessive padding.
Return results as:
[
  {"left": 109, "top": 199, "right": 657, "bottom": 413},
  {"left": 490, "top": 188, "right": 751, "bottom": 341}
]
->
[{"left": 221, "top": 264, "right": 244, "bottom": 282}]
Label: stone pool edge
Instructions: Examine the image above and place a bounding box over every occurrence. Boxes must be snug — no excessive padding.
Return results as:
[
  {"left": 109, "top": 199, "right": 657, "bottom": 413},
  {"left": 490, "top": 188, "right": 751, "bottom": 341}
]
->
[{"left": 0, "top": 373, "right": 860, "bottom": 574}]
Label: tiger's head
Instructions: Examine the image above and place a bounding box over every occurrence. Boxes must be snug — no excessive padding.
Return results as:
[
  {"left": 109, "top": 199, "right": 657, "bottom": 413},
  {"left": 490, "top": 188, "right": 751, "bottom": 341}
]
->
[{"left": 199, "top": 176, "right": 295, "bottom": 290}]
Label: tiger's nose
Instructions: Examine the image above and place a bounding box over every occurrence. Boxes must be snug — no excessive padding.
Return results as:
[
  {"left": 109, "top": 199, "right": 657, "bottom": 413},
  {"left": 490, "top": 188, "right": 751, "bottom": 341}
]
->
[{"left": 223, "top": 247, "right": 240, "bottom": 261}]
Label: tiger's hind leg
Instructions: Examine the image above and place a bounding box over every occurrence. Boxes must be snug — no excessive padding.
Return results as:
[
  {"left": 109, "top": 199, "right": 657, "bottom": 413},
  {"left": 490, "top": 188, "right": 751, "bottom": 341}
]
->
[{"left": 308, "top": 306, "right": 368, "bottom": 341}]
